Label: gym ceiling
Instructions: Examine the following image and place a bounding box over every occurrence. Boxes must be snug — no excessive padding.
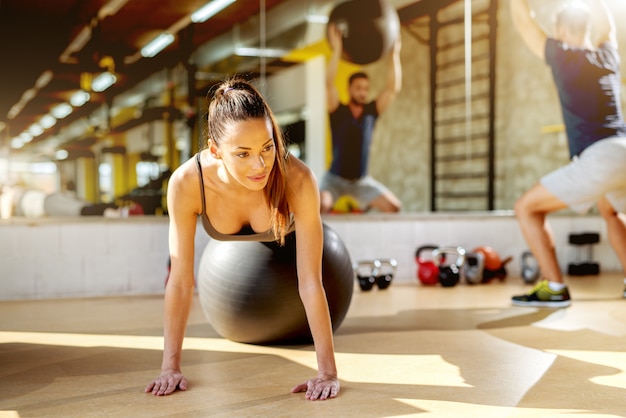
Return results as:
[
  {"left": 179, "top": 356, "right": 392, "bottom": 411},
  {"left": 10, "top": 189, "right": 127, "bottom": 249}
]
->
[{"left": 0, "top": 0, "right": 434, "bottom": 160}]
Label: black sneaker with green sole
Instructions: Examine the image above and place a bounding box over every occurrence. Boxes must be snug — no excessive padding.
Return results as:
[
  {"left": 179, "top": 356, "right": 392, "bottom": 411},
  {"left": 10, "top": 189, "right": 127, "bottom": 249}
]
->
[{"left": 512, "top": 280, "right": 571, "bottom": 308}]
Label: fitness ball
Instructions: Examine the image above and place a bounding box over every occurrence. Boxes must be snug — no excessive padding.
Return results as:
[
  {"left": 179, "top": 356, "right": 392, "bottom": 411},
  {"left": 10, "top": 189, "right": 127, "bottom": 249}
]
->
[
  {"left": 197, "top": 224, "right": 354, "bottom": 345},
  {"left": 328, "top": 0, "right": 400, "bottom": 65}
]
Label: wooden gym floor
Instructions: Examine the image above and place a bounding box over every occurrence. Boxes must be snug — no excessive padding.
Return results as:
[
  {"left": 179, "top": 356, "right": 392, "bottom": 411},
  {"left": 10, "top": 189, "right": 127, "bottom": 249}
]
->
[{"left": 1, "top": 273, "right": 625, "bottom": 417}]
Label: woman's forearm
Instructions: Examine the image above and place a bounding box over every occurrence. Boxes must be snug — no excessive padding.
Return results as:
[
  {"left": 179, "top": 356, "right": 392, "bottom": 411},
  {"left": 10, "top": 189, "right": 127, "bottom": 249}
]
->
[
  {"left": 161, "top": 281, "right": 195, "bottom": 371},
  {"left": 299, "top": 280, "right": 338, "bottom": 377}
]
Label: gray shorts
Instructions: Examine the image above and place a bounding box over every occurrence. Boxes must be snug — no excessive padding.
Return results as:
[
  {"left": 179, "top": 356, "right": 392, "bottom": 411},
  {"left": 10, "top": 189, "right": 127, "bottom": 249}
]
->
[
  {"left": 319, "top": 171, "right": 393, "bottom": 208},
  {"left": 541, "top": 136, "right": 626, "bottom": 214}
]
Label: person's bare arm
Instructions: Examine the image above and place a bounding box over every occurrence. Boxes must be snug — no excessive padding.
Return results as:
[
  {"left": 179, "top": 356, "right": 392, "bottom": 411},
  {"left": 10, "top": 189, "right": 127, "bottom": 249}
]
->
[
  {"left": 376, "top": 35, "right": 402, "bottom": 114},
  {"left": 510, "top": 0, "right": 547, "bottom": 60},
  {"left": 326, "top": 23, "right": 342, "bottom": 113},
  {"left": 287, "top": 157, "right": 339, "bottom": 400},
  {"left": 145, "top": 162, "right": 199, "bottom": 396},
  {"left": 594, "top": 0, "right": 617, "bottom": 47}
]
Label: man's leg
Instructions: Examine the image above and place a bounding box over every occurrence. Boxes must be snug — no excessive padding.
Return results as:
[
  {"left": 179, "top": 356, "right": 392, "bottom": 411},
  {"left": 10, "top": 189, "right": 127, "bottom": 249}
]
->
[
  {"left": 597, "top": 197, "right": 626, "bottom": 280},
  {"left": 320, "top": 190, "right": 335, "bottom": 213},
  {"left": 514, "top": 182, "right": 569, "bottom": 283},
  {"left": 512, "top": 182, "right": 573, "bottom": 307},
  {"left": 356, "top": 176, "right": 402, "bottom": 213},
  {"left": 319, "top": 172, "right": 342, "bottom": 214},
  {"left": 367, "top": 191, "right": 402, "bottom": 213}
]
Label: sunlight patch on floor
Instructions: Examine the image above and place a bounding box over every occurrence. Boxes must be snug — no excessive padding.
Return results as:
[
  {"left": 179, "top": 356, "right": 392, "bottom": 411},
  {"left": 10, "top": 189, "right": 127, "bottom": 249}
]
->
[
  {"left": 0, "top": 331, "right": 468, "bottom": 387},
  {"left": 546, "top": 350, "right": 626, "bottom": 389},
  {"left": 394, "top": 399, "right": 595, "bottom": 417},
  {"left": 530, "top": 305, "right": 626, "bottom": 337}
]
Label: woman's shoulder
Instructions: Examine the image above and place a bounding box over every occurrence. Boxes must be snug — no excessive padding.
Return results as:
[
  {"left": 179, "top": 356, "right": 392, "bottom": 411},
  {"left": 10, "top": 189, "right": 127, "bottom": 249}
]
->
[
  {"left": 168, "top": 154, "right": 209, "bottom": 202},
  {"left": 286, "top": 154, "right": 314, "bottom": 182},
  {"left": 170, "top": 155, "right": 199, "bottom": 184},
  {"left": 167, "top": 154, "right": 206, "bottom": 215},
  {"left": 285, "top": 155, "right": 318, "bottom": 197}
]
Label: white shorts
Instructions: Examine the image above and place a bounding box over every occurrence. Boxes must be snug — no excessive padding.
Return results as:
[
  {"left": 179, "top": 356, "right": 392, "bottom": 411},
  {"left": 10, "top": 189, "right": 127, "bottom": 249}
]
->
[
  {"left": 319, "top": 171, "right": 393, "bottom": 209},
  {"left": 541, "top": 136, "right": 626, "bottom": 214}
]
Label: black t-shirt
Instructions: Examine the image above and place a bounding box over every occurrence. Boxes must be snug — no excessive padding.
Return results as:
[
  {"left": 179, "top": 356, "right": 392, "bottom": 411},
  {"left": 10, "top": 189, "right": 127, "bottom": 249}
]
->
[
  {"left": 328, "top": 102, "right": 379, "bottom": 179},
  {"left": 546, "top": 38, "right": 626, "bottom": 158}
]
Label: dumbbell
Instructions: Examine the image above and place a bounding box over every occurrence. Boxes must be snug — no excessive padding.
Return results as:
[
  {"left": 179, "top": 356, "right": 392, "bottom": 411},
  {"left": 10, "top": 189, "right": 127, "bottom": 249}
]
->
[
  {"left": 567, "top": 232, "right": 600, "bottom": 276},
  {"left": 432, "top": 246, "right": 466, "bottom": 287}
]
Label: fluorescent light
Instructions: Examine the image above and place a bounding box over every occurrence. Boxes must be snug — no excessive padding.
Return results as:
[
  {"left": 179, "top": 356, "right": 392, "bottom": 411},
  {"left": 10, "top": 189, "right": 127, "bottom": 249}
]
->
[
  {"left": 92, "top": 72, "right": 117, "bottom": 92},
  {"left": 35, "top": 70, "right": 54, "bottom": 89},
  {"left": 306, "top": 14, "right": 329, "bottom": 24},
  {"left": 70, "top": 90, "right": 90, "bottom": 107},
  {"left": 19, "top": 132, "right": 33, "bottom": 143},
  {"left": 11, "top": 138, "right": 25, "bottom": 149},
  {"left": 39, "top": 114, "right": 57, "bottom": 129},
  {"left": 55, "top": 149, "right": 69, "bottom": 160},
  {"left": 191, "top": 0, "right": 236, "bottom": 23},
  {"left": 51, "top": 103, "right": 73, "bottom": 119},
  {"left": 235, "top": 47, "right": 288, "bottom": 58},
  {"left": 28, "top": 124, "right": 44, "bottom": 137},
  {"left": 22, "top": 88, "right": 37, "bottom": 101},
  {"left": 141, "top": 33, "right": 175, "bottom": 58}
]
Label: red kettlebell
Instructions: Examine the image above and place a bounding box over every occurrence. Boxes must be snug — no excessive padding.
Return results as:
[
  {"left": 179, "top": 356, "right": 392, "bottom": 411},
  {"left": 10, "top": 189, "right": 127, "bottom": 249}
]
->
[{"left": 415, "top": 245, "right": 440, "bottom": 285}]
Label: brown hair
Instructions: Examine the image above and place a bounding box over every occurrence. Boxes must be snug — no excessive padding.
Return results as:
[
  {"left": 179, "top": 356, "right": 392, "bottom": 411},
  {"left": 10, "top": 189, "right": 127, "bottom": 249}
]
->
[{"left": 206, "top": 77, "right": 290, "bottom": 245}]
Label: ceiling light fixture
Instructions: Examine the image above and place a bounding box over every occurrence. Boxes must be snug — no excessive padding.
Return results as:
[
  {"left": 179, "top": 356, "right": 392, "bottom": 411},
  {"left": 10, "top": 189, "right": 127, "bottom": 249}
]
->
[
  {"left": 39, "top": 115, "right": 57, "bottom": 129},
  {"left": 141, "top": 33, "right": 175, "bottom": 58},
  {"left": 91, "top": 72, "right": 117, "bottom": 92},
  {"left": 191, "top": 0, "right": 236, "bottom": 23},
  {"left": 51, "top": 103, "right": 73, "bottom": 119},
  {"left": 70, "top": 90, "right": 91, "bottom": 107},
  {"left": 55, "top": 149, "right": 69, "bottom": 160},
  {"left": 28, "top": 124, "right": 44, "bottom": 137},
  {"left": 235, "top": 47, "right": 288, "bottom": 58},
  {"left": 19, "top": 132, "right": 33, "bottom": 143},
  {"left": 306, "top": 14, "right": 329, "bottom": 24},
  {"left": 99, "top": 0, "right": 130, "bottom": 19},
  {"left": 35, "top": 70, "right": 54, "bottom": 89},
  {"left": 11, "top": 138, "right": 24, "bottom": 149}
]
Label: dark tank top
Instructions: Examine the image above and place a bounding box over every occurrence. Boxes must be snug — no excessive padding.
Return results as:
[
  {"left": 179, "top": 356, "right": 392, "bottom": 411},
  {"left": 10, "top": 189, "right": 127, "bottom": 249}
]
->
[{"left": 195, "top": 152, "right": 295, "bottom": 242}]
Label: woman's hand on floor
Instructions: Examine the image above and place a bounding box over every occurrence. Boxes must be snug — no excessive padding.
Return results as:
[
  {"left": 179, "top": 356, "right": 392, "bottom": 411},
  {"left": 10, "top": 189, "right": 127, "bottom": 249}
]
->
[
  {"left": 291, "top": 374, "right": 340, "bottom": 400},
  {"left": 145, "top": 369, "right": 188, "bottom": 396}
]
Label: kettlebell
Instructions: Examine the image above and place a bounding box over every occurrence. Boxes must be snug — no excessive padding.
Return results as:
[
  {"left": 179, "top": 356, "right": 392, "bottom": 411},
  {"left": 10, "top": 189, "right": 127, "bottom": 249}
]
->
[
  {"left": 521, "top": 251, "right": 540, "bottom": 283},
  {"left": 375, "top": 258, "right": 398, "bottom": 289},
  {"left": 432, "top": 246, "right": 466, "bottom": 287},
  {"left": 463, "top": 251, "right": 485, "bottom": 284},
  {"left": 354, "top": 259, "right": 381, "bottom": 291},
  {"left": 415, "top": 245, "right": 439, "bottom": 285}
]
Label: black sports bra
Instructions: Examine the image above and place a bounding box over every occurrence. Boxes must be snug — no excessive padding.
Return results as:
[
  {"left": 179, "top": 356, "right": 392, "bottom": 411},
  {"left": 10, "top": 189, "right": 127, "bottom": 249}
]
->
[{"left": 195, "top": 152, "right": 294, "bottom": 242}]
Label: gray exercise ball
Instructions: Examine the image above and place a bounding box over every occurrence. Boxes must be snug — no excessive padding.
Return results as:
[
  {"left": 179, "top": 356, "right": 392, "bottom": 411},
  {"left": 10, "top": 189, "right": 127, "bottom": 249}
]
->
[
  {"left": 197, "top": 224, "right": 354, "bottom": 345},
  {"left": 328, "top": 0, "right": 400, "bottom": 65}
]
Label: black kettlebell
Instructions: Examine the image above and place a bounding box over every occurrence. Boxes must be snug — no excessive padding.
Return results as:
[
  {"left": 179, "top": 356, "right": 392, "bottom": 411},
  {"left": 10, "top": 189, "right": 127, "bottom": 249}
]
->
[
  {"left": 354, "top": 259, "right": 381, "bottom": 291},
  {"left": 433, "top": 246, "right": 466, "bottom": 287},
  {"left": 374, "top": 258, "right": 397, "bottom": 289}
]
